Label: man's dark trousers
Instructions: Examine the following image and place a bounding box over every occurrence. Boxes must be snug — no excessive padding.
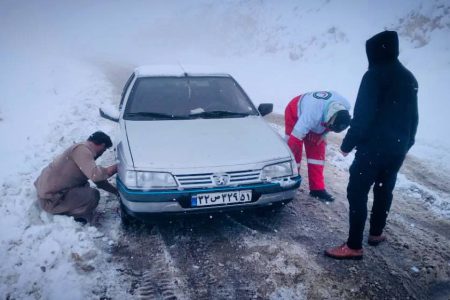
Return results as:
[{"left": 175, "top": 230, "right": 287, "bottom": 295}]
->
[{"left": 346, "top": 150, "right": 406, "bottom": 249}]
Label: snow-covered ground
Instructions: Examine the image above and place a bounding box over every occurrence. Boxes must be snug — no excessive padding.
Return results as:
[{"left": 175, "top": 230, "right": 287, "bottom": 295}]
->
[{"left": 1, "top": 0, "right": 449, "bottom": 298}]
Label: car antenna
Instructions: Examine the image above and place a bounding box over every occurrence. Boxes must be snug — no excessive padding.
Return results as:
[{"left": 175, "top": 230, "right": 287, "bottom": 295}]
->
[{"left": 177, "top": 61, "right": 186, "bottom": 75}]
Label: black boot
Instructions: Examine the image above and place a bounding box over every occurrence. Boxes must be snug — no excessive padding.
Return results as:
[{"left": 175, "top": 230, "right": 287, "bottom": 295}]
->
[
  {"left": 74, "top": 217, "right": 88, "bottom": 225},
  {"left": 309, "top": 190, "right": 335, "bottom": 202}
]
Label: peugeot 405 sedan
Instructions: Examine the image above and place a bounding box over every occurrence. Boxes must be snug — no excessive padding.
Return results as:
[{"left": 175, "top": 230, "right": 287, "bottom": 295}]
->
[{"left": 100, "top": 65, "right": 301, "bottom": 224}]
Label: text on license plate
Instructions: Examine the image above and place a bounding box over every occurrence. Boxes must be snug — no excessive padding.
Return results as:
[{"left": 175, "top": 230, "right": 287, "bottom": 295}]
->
[{"left": 191, "top": 190, "right": 252, "bottom": 207}]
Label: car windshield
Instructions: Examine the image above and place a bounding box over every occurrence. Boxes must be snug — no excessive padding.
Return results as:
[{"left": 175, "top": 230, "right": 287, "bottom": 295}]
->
[{"left": 124, "top": 76, "right": 259, "bottom": 120}]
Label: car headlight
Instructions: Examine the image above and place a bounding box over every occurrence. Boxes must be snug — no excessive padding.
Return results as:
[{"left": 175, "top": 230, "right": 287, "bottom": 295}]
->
[
  {"left": 261, "top": 161, "right": 294, "bottom": 180},
  {"left": 121, "top": 170, "right": 177, "bottom": 189}
]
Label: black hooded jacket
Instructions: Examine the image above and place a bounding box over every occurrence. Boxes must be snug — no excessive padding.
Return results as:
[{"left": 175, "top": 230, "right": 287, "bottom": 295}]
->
[{"left": 341, "top": 31, "right": 419, "bottom": 155}]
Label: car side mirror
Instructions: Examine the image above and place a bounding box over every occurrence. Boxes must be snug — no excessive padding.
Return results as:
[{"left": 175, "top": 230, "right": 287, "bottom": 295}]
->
[
  {"left": 99, "top": 107, "right": 119, "bottom": 123},
  {"left": 258, "top": 103, "right": 273, "bottom": 116}
]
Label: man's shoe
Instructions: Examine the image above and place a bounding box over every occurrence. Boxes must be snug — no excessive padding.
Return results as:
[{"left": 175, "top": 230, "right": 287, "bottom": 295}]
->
[
  {"left": 368, "top": 234, "right": 386, "bottom": 246},
  {"left": 74, "top": 217, "right": 87, "bottom": 225},
  {"left": 324, "top": 243, "right": 363, "bottom": 260},
  {"left": 309, "top": 190, "right": 335, "bottom": 202}
]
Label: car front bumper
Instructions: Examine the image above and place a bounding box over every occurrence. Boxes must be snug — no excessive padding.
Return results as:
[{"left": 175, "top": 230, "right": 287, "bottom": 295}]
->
[{"left": 118, "top": 176, "right": 301, "bottom": 216}]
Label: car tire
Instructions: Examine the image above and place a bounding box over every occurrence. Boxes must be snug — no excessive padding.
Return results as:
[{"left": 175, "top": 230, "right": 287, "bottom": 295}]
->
[{"left": 120, "top": 203, "right": 137, "bottom": 228}]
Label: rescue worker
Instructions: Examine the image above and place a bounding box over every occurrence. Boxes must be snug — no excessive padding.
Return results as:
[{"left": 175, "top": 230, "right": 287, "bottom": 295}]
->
[
  {"left": 285, "top": 91, "right": 351, "bottom": 202},
  {"left": 34, "top": 131, "right": 118, "bottom": 224},
  {"left": 325, "top": 31, "right": 418, "bottom": 259}
]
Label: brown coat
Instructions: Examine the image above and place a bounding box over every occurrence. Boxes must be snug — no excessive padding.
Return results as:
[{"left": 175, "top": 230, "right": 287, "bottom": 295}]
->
[{"left": 34, "top": 142, "right": 109, "bottom": 219}]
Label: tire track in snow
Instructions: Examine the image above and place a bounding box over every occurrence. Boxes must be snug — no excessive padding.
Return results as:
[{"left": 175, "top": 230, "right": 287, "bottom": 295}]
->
[
  {"left": 136, "top": 232, "right": 181, "bottom": 300},
  {"left": 158, "top": 215, "right": 258, "bottom": 299},
  {"left": 111, "top": 225, "right": 187, "bottom": 299}
]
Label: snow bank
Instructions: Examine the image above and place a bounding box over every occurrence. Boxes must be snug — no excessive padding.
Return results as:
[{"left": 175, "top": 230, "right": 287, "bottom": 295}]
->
[{"left": 0, "top": 58, "right": 128, "bottom": 298}]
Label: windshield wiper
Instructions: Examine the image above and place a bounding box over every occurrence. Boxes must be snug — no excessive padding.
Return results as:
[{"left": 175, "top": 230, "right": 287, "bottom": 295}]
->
[
  {"left": 189, "top": 110, "right": 252, "bottom": 119},
  {"left": 125, "top": 112, "right": 189, "bottom": 120}
]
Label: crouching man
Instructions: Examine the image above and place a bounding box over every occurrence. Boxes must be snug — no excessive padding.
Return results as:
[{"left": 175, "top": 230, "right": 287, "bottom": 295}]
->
[{"left": 34, "top": 131, "right": 118, "bottom": 224}]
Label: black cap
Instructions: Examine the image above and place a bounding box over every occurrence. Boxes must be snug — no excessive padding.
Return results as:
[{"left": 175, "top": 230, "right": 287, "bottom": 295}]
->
[
  {"left": 87, "top": 131, "right": 113, "bottom": 148},
  {"left": 329, "top": 110, "right": 351, "bottom": 133}
]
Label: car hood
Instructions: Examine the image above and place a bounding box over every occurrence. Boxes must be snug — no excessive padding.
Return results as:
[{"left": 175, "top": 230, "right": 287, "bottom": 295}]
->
[{"left": 124, "top": 116, "right": 290, "bottom": 170}]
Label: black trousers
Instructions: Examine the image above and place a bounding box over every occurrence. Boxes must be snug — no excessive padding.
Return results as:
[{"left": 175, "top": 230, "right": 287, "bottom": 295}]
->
[{"left": 346, "top": 150, "right": 406, "bottom": 249}]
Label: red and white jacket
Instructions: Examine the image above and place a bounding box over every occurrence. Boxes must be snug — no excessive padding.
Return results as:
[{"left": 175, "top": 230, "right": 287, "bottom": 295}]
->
[{"left": 286, "top": 91, "right": 351, "bottom": 141}]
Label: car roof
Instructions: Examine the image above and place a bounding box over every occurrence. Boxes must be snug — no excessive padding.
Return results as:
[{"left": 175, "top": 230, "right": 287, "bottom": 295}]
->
[{"left": 134, "top": 65, "right": 232, "bottom": 78}]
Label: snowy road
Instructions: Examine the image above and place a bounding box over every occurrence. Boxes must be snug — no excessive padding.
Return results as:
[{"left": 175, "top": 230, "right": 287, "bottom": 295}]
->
[{"left": 87, "top": 115, "right": 450, "bottom": 300}]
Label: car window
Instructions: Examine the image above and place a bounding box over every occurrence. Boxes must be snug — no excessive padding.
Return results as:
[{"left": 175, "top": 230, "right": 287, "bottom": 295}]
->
[
  {"left": 119, "top": 73, "right": 135, "bottom": 110},
  {"left": 124, "top": 76, "right": 259, "bottom": 119}
]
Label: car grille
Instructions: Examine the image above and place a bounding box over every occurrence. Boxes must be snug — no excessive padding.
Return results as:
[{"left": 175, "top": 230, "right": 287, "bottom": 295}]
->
[{"left": 174, "top": 170, "right": 261, "bottom": 188}]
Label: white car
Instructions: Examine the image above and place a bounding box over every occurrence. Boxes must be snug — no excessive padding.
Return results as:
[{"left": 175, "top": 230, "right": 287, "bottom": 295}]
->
[{"left": 100, "top": 65, "right": 301, "bottom": 224}]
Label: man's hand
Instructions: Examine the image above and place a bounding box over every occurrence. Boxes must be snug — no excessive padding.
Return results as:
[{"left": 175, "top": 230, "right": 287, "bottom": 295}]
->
[
  {"left": 106, "top": 164, "right": 118, "bottom": 177},
  {"left": 316, "top": 134, "right": 327, "bottom": 146},
  {"left": 95, "top": 180, "right": 118, "bottom": 196},
  {"left": 287, "top": 135, "right": 304, "bottom": 164}
]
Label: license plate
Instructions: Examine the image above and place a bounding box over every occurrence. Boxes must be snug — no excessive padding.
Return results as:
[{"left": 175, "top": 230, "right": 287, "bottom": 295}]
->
[{"left": 191, "top": 190, "right": 252, "bottom": 207}]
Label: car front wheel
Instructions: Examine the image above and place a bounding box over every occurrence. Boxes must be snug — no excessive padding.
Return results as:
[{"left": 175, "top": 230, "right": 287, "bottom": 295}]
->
[{"left": 120, "top": 203, "right": 137, "bottom": 228}]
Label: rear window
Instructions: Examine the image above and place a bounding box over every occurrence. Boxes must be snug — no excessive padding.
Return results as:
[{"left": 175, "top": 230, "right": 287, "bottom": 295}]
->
[{"left": 124, "top": 76, "right": 258, "bottom": 119}]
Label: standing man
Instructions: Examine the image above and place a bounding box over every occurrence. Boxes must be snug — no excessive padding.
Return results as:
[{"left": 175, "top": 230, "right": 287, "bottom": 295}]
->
[
  {"left": 285, "top": 91, "right": 351, "bottom": 202},
  {"left": 34, "top": 131, "right": 118, "bottom": 224},
  {"left": 325, "top": 31, "right": 418, "bottom": 259}
]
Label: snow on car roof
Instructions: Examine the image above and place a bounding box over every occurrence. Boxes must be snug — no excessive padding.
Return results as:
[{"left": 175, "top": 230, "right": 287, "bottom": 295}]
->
[{"left": 134, "top": 64, "right": 231, "bottom": 78}]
